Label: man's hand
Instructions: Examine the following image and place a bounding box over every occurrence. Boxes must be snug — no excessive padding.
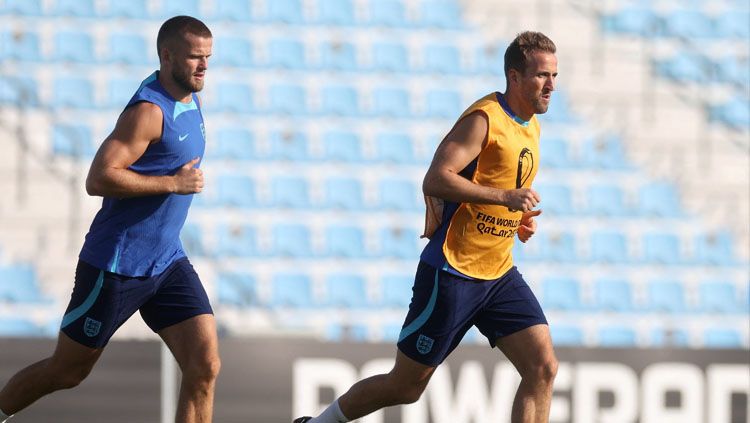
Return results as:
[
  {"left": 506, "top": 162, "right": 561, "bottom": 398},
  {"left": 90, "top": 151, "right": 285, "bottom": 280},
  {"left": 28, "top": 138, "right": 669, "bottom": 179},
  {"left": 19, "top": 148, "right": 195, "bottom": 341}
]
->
[
  {"left": 517, "top": 209, "right": 542, "bottom": 243},
  {"left": 173, "top": 157, "right": 204, "bottom": 194},
  {"left": 501, "top": 188, "right": 541, "bottom": 213}
]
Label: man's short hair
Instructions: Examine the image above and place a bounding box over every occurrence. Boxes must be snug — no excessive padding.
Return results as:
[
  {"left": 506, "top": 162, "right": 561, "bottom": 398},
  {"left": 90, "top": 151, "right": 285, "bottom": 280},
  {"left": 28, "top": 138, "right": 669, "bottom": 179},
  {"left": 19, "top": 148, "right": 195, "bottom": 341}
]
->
[
  {"left": 504, "top": 31, "right": 556, "bottom": 78},
  {"left": 156, "top": 15, "right": 212, "bottom": 59}
]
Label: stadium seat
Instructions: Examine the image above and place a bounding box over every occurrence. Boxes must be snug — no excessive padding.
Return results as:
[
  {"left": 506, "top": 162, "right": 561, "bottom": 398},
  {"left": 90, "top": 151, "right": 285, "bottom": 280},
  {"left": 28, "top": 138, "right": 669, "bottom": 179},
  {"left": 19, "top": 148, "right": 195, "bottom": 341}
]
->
[
  {"left": 324, "top": 273, "right": 369, "bottom": 308},
  {"left": 703, "top": 328, "right": 742, "bottom": 348},
  {"left": 322, "top": 130, "right": 362, "bottom": 162},
  {"left": 325, "top": 323, "right": 369, "bottom": 342},
  {"left": 378, "top": 178, "right": 419, "bottom": 210},
  {"left": 381, "top": 322, "right": 404, "bottom": 342},
  {"left": 663, "top": 10, "right": 714, "bottom": 39},
  {"left": 160, "top": 0, "right": 200, "bottom": 18},
  {"left": 646, "top": 279, "right": 686, "bottom": 313},
  {"left": 55, "top": 0, "right": 96, "bottom": 17},
  {"left": 325, "top": 225, "right": 367, "bottom": 258},
  {"left": 216, "top": 174, "right": 256, "bottom": 208},
  {"left": 380, "top": 274, "right": 413, "bottom": 307},
  {"left": 272, "top": 224, "right": 313, "bottom": 257},
  {"left": 711, "top": 97, "right": 750, "bottom": 129},
  {"left": 216, "top": 82, "right": 254, "bottom": 113},
  {"left": 217, "top": 271, "right": 259, "bottom": 307},
  {"left": 213, "top": 126, "right": 255, "bottom": 160},
  {"left": 271, "top": 273, "right": 314, "bottom": 307},
  {"left": 269, "top": 130, "right": 309, "bottom": 161},
  {"left": 0, "top": 264, "right": 47, "bottom": 303},
  {"left": 651, "top": 328, "right": 690, "bottom": 347},
  {"left": 540, "top": 231, "right": 577, "bottom": 262},
  {"left": 4, "top": 0, "right": 42, "bottom": 15},
  {"left": 268, "top": 38, "right": 306, "bottom": 69},
  {"left": 534, "top": 184, "right": 574, "bottom": 215},
  {"left": 267, "top": 0, "right": 304, "bottom": 24},
  {"left": 108, "top": 77, "right": 140, "bottom": 107},
  {"left": 270, "top": 176, "right": 310, "bottom": 208},
  {"left": 419, "top": 0, "right": 462, "bottom": 28},
  {"left": 325, "top": 177, "right": 364, "bottom": 210},
  {"left": 586, "top": 184, "right": 626, "bottom": 216},
  {"left": 474, "top": 44, "right": 505, "bottom": 76},
  {"left": 593, "top": 278, "right": 633, "bottom": 312},
  {"left": 317, "top": 0, "right": 355, "bottom": 25},
  {"left": 0, "top": 76, "right": 38, "bottom": 107},
  {"left": 106, "top": 0, "right": 148, "bottom": 19},
  {"left": 213, "top": 0, "right": 252, "bottom": 21},
  {"left": 698, "top": 280, "right": 742, "bottom": 314},
  {"left": 714, "top": 11, "right": 750, "bottom": 39},
  {"left": 638, "top": 183, "right": 682, "bottom": 217},
  {"left": 321, "top": 85, "right": 359, "bottom": 116},
  {"left": 597, "top": 326, "right": 637, "bottom": 347},
  {"left": 320, "top": 41, "right": 357, "bottom": 70},
  {"left": 216, "top": 224, "right": 257, "bottom": 257},
  {"left": 642, "top": 232, "right": 681, "bottom": 265},
  {"left": 372, "top": 42, "right": 409, "bottom": 72},
  {"left": 268, "top": 83, "right": 307, "bottom": 115},
  {"left": 54, "top": 77, "right": 95, "bottom": 109},
  {"left": 0, "top": 318, "right": 42, "bottom": 337},
  {"left": 180, "top": 223, "right": 206, "bottom": 256},
  {"left": 213, "top": 37, "right": 253, "bottom": 67},
  {"left": 379, "top": 227, "right": 419, "bottom": 258},
  {"left": 542, "top": 277, "right": 583, "bottom": 310},
  {"left": 601, "top": 7, "right": 661, "bottom": 36},
  {"left": 52, "top": 123, "right": 95, "bottom": 158},
  {"left": 372, "top": 87, "right": 410, "bottom": 117},
  {"left": 550, "top": 325, "right": 584, "bottom": 346},
  {"left": 580, "top": 135, "right": 631, "bottom": 170},
  {"left": 375, "top": 132, "right": 415, "bottom": 163},
  {"left": 654, "top": 54, "right": 710, "bottom": 83},
  {"left": 369, "top": 0, "right": 407, "bottom": 26},
  {"left": 108, "top": 33, "right": 150, "bottom": 65},
  {"left": 6, "top": 31, "right": 41, "bottom": 62},
  {"left": 715, "top": 57, "right": 750, "bottom": 89},
  {"left": 424, "top": 89, "right": 461, "bottom": 118},
  {"left": 54, "top": 31, "right": 95, "bottom": 63},
  {"left": 423, "top": 43, "right": 461, "bottom": 74},
  {"left": 590, "top": 230, "right": 628, "bottom": 263},
  {"left": 539, "top": 137, "right": 573, "bottom": 168},
  {"left": 693, "top": 231, "right": 736, "bottom": 265}
]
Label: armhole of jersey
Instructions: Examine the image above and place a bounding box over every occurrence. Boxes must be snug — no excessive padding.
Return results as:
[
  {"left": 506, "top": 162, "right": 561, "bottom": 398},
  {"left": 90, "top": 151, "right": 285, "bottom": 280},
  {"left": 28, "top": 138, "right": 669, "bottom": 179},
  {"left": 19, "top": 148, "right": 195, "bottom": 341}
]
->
[{"left": 124, "top": 99, "right": 165, "bottom": 145}]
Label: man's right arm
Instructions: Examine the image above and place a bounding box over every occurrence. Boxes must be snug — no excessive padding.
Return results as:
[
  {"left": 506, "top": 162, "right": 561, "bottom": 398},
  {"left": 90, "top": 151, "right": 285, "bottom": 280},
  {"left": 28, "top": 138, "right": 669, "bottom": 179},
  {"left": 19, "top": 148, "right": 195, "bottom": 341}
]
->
[
  {"left": 422, "top": 111, "right": 540, "bottom": 212},
  {"left": 85, "top": 102, "right": 204, "bottom": 198}
]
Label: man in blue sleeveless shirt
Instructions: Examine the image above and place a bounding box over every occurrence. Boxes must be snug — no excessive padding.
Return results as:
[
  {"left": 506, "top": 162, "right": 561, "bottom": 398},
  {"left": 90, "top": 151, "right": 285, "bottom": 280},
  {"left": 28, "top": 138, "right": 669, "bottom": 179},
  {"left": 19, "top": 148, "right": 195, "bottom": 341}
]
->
[{"left": 0, "top": 16, "right": 218, "bottom": 423}]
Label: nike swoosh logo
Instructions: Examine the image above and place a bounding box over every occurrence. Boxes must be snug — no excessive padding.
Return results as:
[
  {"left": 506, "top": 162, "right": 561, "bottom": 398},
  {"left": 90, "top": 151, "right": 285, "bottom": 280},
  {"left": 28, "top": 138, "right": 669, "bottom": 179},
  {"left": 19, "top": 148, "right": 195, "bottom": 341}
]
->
[{"left": 178, "top": 133, "right": 189, "bottom": 141}]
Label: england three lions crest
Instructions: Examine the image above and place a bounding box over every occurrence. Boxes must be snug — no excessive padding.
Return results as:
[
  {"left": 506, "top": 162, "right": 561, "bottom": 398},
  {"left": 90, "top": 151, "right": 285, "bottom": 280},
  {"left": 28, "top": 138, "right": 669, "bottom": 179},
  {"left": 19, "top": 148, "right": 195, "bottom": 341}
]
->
[
  {"left": 416, "top": 334, "right": 434, "bottom": 354},
  {"left": 83, "top": 317, "right": 102, "bottom": 337}
]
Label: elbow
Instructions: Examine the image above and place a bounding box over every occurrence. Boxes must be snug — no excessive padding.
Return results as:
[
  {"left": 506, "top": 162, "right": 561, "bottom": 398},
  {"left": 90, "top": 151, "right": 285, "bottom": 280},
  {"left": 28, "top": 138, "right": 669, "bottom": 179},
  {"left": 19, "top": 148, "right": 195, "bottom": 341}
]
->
[
  {"left": 422, "top": 174, "right": 441, "bottom": 198},
  {"left": 85, "top": 176, "right": 102, "bottom": 197}
]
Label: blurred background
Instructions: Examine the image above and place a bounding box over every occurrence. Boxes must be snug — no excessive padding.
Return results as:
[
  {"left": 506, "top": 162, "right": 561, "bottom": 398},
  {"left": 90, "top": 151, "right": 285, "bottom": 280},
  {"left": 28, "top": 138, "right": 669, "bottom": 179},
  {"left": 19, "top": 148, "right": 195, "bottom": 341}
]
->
[{"left": 0, "top": 0, "right": 748, "bottom": 422}]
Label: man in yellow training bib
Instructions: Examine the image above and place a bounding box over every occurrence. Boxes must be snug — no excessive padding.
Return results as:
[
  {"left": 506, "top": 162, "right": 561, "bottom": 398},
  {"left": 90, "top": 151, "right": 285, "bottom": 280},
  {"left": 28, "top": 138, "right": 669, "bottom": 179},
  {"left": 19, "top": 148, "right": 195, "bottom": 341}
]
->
[{"left": 295, "top": 31, "right": 558, "bottom": 423}]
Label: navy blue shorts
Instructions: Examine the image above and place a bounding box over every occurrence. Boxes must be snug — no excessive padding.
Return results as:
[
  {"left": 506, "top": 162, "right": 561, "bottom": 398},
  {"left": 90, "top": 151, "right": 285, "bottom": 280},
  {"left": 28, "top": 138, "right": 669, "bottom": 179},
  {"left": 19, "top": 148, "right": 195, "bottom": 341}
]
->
[
  {"left": 61, "top": 258, "right": 213, "bottom": 348},
  {"left": 397, "top": 261, "right": 547, "bottom": 366}
]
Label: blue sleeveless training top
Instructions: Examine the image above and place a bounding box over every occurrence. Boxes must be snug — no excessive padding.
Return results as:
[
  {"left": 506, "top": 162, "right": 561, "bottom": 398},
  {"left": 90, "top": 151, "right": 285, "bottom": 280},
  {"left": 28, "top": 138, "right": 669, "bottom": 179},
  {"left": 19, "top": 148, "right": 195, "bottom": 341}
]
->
[{"left": 79, "top": 71, "right": 206, "bottom": 277}]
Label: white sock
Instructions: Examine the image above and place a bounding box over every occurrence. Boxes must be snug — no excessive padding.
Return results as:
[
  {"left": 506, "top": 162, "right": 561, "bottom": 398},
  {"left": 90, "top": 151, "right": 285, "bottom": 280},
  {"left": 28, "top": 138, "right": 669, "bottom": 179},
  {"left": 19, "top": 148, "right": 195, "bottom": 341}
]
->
[{"left": 310, "top": 399, "right": 349, "bottom": 423}]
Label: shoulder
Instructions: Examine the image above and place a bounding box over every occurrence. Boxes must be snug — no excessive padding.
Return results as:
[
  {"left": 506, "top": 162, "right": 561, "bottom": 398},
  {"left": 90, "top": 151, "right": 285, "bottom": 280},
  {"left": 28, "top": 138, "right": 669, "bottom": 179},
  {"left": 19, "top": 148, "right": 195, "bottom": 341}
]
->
[{"left": 114, "top": 101, "right": 163, "bottom": 140}]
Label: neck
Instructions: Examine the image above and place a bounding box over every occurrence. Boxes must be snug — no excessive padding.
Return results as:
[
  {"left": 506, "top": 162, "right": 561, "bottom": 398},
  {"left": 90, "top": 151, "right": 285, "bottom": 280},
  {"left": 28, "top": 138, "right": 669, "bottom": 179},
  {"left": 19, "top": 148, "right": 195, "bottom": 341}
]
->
[
  {"left": 503, "top": 89, "right": 533, "bottom": 121},
  {"left": 157, "top": 70, "right": 193, "bottom": 103}
]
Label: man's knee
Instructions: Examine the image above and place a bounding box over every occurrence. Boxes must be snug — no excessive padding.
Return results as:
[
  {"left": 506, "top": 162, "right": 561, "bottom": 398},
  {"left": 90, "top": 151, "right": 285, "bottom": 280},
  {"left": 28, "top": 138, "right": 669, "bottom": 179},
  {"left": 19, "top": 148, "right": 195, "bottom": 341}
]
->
[
  {"left": 387, "top": 378, "right": 427, "bottom": 405},
  {"left": 183, "top": 351, "right": 221, "bottom": 385},
  {"left": 526, "top": 356, "right": 558, "bottom": 385},
  {"left": 48, "top": 360, "right": 95, "bottom": 390}
]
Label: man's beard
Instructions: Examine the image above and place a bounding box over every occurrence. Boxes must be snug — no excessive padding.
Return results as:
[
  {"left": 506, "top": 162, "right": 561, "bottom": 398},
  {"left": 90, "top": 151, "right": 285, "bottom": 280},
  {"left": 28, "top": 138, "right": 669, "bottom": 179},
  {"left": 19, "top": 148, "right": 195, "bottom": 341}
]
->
[{"left": 172, "top": 68, "right": 203, "bottom": 93}]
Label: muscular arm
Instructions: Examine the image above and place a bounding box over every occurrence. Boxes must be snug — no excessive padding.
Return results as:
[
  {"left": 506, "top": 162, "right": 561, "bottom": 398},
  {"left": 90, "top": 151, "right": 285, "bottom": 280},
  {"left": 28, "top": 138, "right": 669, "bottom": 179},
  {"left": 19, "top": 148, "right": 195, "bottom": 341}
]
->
[
  {"left": 422, "top": 111, "right": 540, "bottom": 212},
  {"left": 85, "top": 102, "right": 203, "bottom": 198}
]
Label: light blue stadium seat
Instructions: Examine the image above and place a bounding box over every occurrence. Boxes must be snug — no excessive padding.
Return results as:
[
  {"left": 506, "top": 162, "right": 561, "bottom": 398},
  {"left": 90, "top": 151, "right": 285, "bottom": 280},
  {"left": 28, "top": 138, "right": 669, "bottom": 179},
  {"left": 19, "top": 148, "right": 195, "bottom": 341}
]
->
[
  {"left": 267, "top": 0, "right": 304, "bottom": 23},
  {"left": 325, "top": 323, "right": 369, "bottom": 342},
  {"left": 598, "top": 326, "right": 637, "bottom": 347},
  {"left": 663, "top": 10, "right": 715, "bottom": 39},
  {"left": 542, "top": 277, "right": 583, "bottom": 310},
  {"left": 540, "top": 231, "right": 577, "bottom": 262},
  {"left": 539, "top": 137, "right": 573, "bottom": 168},
  {"left": 590, "top": 230, "right": 628, "bottom": 263},
  {"left": 214, "top": 0, "right": 252, "bottom": 21},
  {"left": 268, "top": 38, "right": 306, "bottom": 69},
  {"left": 216, "top": 82, "right": 254, "bottom": 113},
  {"left": 6, "top": 31, "right": 41, "bottom": 61},
  {"left": 216, "top": 174, "right": 256, "bottom": 208},
  {"left": 638, "top": 183, "right": 682, "bottom": 217},
  {"left": 381, "top": 274, "right": 413, "bottom": 307},
  {"left": 217, "top": 271, "right": 258, "bottom": 307},
  {"left": 0, "top": 76, "right": 39, "bottom": 106},
  {"left": 651, "top": 328, "right": 690, "bottom": 347},
  {"left": 601, "top": 7, "right": 661, "bottom": 36},
  {"left": 325, "top": 225, "right": 366, "bottom": 258},
  {"left": 711, "top": 97, "right": 750, "bottom": 129},
  {"left": 423, "top": 44, "right": 461, "bottom": 74},
  {"left": 550, "top": 325, "right": 584, "bottom": 346},
  {"left": 587, "top": 184, "right": 627, "bottom": 216},
  {"left": 581, "top": 135, "right": 631, "bottom": 170},
  {"left": 693, "top": 231, "right": 736, "bottom": 265},
  {"left": 106, "top": 0, "right": 148, "bottom": 19},
  {"left": 380, "top": 227, "right": 419, "bottom": 258},
  {"left": 52, "top": 123, "right": 95, "bottom": 158},
  {"left": 533, "top": 184, "right": 573, "bottom": 215},
  {"left": 325, "top": 273, "right": 368, "bottom": 308},
  {"left": 655, "top": 54, "right": 710, "bottom": 83},
  {"left": 375, "top": 132, "right": 415, "bottom": 163},
  {"left": 372, "top": 87, "right": 410, "bottom": 117},
  {"left": 714, "top": 11, "right": 750, "bottom": 39},
  {"left": 180, "top": 223, "right": 206, "bottom": 256},
  {"left": 4, "top": 0, "right": 42, "bottom": 15},
  {"left": 325, "top": 177, "right": 364, "bottom": 210},
  {"left": 594, "top": 278, "right": 633, "bottom": 312},
  {"left": 216, "top": 224, "right": 257, "bottom": 257},
  {"left": 55, "top": 0, "right": 96, "bottom": 17},
  {"left": 715, "top": 57, "right": 750, "bottom": 88},
  {"left": 425, "top": 89, "right": 461, "bottom": 118},
  {"left": 474, "top": 45, "right": 505, "bottom": 76},
  {"left": 268, "top": 83, "right": 306, "bottom": 115},
  {"left": 213, "top": 37, "right": 253, "bottom": 67},
  {"left": 214, "top": 126, "right": 255, "bottom": 160},
  {"left": 0, "top": 264, "right": 47, "bottom": 303},
  {"left": 321, "top": 85, "right": 359, "bottom": 116},
  {"left": 372, "top": 42, "right": 409, "bottom": 72},
  {"left": 271, "top": 176, "right": 310, "bottom": 208},
  {"left": 160, "top": 0, "right": 200, "bottom": 18},
  {"left": 318, "top": 0, "right": 355, "bottom": 25},
  {"left": 271, "top": 273, "right": 314, "bottom": 307},
  {"left": 419, "top": 0, "right": 462, "bottom": 28},
  {"left": 54, "top": 77, "right": 95, "bottom": 109},
  {"left": 54, "top": 31, "right": 95, "bottom": 63},
  {"left": 378, "top": 178, "right": 419, "bottom": 210},
  {"left": 369, "top": 0, "right": 406, "bottom": 26},
  {"left": 108, "top": 33, "right": 149, "bottom": 65},
  {"left": 269, "top": 130, "right": 309, "bottom": 161},
  {"left": 320, "top": 40, "right": 357, "bottom": 70},
  {"left": 0, "top": 318, "right": 42, "bottom": 337},
  {"left": 382, "top": 322, "right": 404, "bottom": 342},
  {"left": 642, "top": 232, "right": 681, "bottom": 265},
  {"left": 108, "top": 77, "right": 140, "bottom": 107},
  {"left": 704, "top": 328, "right": 743, "bottom": 348},
  {"left": 698, "top": 280, "right": 742, "bottom": 314},
  {"left": 272, "top": 224, "right": 313, "bottom": 257},
  {"left": 322, "top": 130, "right": 363, "bottom": 162},
  {"left": 647, "top": 279, "right": 686, "bottom": 313}
]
